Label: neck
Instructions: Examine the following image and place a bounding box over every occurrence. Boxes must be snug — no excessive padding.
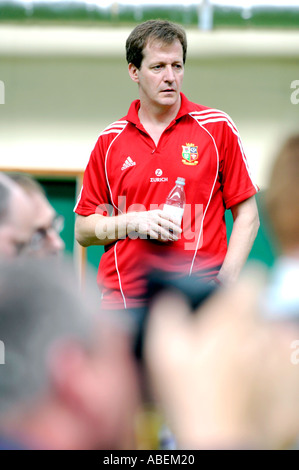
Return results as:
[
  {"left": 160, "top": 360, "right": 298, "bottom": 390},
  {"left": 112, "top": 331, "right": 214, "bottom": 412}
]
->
[{"left": 138, "top": 96, "right": 181, "bottom": 128}]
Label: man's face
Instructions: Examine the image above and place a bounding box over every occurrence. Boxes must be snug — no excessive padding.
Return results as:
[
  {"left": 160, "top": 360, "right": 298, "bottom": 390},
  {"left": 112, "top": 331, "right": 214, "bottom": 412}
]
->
[
  {"left": 0, "top": 189, "right": 35, "bottom": 258},
  {"left": 90, "top": 327, "right": 141, "bottom": 450},
  {"left": 64, "top": 324, "right": 140, "bottom": 450},
  {"left": 29, "top": 192, "right": 65, "bottom": 256},
  {"left": 129, "top": 39, "right": 184, "bottom": 111}
]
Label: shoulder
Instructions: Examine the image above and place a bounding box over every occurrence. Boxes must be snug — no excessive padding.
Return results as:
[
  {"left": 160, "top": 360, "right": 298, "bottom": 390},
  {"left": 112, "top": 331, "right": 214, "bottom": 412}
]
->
[
  {"left": 188, "top": 106, "right": 239, "bottom": 136},
  {"left": 92, "top": 119, "right": 129, "bottom": 155},
  {"left": 99, "top": 119, "right": 129, "bottom": 138},
  {"left": 182, "top": 93, "right": 237, "bottom": 130}
]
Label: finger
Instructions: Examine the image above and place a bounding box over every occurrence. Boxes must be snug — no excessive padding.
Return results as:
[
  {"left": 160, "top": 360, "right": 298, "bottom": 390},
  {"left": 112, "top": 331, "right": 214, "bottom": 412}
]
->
[
  {"left": 148, "top": 211, "right": 182, "bottom": 235},
  {"left": 147, "top": 229, "right": 160, "bottom": 240},
  {"left": 160, "top": 211, "right": 182, "bottom": 227},
  {"left": 149, "top": 223, "right": 178, "bottom": 241},
  {"left": 154, "top": 218, "right": 181, "bottom": 237}
]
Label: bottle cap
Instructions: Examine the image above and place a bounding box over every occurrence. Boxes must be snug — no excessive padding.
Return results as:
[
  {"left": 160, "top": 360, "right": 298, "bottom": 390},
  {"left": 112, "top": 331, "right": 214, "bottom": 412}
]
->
[{"left": 176, "top": 177, "right": 185, "bottom": 186}]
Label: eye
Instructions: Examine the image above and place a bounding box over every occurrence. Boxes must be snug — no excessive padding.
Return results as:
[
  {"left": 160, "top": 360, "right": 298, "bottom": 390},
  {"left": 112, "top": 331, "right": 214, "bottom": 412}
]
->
[{"left": 29, "top": 229, "right": 48, "bottom": 251}]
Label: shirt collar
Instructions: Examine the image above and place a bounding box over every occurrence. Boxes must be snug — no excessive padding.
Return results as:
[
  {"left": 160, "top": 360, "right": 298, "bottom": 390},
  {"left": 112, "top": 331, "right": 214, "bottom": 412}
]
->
[{"left": 125, "top": 93, "right": 194, "bottom": 126}]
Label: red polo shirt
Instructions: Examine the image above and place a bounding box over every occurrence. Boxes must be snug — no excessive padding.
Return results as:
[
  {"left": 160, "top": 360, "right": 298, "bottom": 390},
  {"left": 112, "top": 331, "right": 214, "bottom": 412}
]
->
[{"left": 75, "top": 93, "right": 258, "bottom": 309}]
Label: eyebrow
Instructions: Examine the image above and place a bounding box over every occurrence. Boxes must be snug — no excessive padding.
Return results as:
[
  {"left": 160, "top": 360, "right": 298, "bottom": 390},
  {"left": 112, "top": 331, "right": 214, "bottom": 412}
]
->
[{"left": 151, "top": 60, "right": 183, "bottom": 66}]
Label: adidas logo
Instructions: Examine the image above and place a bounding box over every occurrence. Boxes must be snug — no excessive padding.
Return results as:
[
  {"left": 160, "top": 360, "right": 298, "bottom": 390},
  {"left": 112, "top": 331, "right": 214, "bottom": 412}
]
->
[{"left": 121, "top": 156, "right": 136, "bottom": 171}]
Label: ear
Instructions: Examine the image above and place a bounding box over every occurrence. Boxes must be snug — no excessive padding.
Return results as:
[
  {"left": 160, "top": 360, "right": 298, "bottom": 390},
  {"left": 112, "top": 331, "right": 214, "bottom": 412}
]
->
[
  {"left": 128, "top": 63, "right": 140, "bottom": 84},
  {"left": 47, "top": 340, "right": 95, "bottom": 412}
]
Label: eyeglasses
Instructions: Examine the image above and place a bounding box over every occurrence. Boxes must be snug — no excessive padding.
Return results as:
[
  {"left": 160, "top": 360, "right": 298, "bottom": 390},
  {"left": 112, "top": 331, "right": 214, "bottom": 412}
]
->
[{"left": 28, "top": 214, "right": 65, "bottom": 252}]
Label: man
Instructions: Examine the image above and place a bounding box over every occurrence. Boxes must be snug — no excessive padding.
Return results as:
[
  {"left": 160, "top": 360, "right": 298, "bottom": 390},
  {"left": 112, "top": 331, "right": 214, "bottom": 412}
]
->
[
  {"left": 75, "top": 20, "right": 259, "bottom": 311},
  {"left": 9, "top": 173, "right": 65, "bottom": 256},
  {"left": 0, "top": 173, "right": 35, "bottom": 257},
  {"left": 0, "top": 258, "right": 140, "bottom": 450}
]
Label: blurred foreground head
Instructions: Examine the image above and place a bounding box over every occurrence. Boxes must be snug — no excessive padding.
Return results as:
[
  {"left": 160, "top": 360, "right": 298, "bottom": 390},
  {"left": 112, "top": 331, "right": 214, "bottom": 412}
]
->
[
  {"left": 0, "top": 258, "right": 139, "bottom": 450},
  {"left": 0, "top": 173, "right": 34, "bottom": 257},
  {"left": 8, "top": 173, "right": 65, "bottom": 256},
  {"left": 266, "top": 134, "right": 299, "bottom": 255}
]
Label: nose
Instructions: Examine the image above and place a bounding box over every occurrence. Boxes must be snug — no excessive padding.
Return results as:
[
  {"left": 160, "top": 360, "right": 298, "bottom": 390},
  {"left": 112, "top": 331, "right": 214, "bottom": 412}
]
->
[
  {"left": 47, "top": 229, "right": 65, "bottom": 255},
  {"left": 164, "top": 65, "right": 175, "bottom": 83}
]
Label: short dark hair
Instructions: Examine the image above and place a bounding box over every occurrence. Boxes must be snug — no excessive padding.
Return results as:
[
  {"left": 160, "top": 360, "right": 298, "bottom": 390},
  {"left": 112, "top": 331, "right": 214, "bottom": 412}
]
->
[
  {"left": 126, "top": 19, "right": 187, "bottom": 70},
  {"left": 0, "top": 258, "right": 96, "bottom": 413},
  {"left": 8, "top": 172, "right": 46, "bottom": 197}
]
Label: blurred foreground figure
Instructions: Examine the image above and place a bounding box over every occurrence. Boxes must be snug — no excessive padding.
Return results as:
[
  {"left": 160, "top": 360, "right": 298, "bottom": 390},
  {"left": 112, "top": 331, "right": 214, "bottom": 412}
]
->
[
  {"left": 0, "top": 258, "right": 140, "bottom": 450},
  {"left": 145, "top": 270, "right": 299, "bottom": 450},
  {"left": 0, "top": 173, "right": 34, "bottom": 257},
  {"left": 9, "top": 173, "right": 65, "bottom": 256},
  {"left": 266, "top": 134, "right": 299, "bottom": 255},
  {"left": 263, "top": 135, "right": 299, "bottom": 319},
  {"left": 145, "top": 135, "right": 299, "bottom": 449}
]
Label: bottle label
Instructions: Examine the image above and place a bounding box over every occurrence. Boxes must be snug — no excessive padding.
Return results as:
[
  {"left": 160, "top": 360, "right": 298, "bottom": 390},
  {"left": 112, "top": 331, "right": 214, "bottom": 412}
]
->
[{"left": 163, "top": 204, "right": 184, "bottom": 223}]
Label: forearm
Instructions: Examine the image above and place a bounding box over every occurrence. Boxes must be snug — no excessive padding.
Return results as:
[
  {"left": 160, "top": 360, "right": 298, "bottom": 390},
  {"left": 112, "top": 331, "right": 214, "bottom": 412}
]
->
[
  {"left": 75, "top": 210, "right": 182, "bottom": 247},
  {"left": 218, "top": 202, "right": 260, "bottom": 285},
  {"left": 75, "top": 213, "right": 130, "bottom": 247}
]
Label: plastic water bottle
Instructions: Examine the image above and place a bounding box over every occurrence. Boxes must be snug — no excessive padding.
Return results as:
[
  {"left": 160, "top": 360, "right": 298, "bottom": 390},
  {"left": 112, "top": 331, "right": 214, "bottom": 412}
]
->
[{"left": 163, "top": 177, "right": 186, "bottom": 224}]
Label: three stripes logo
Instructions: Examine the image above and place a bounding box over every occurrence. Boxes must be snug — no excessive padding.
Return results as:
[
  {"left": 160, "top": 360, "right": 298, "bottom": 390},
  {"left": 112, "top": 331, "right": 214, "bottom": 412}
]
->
[{"left": 121, "top": 156, "right": 136, "bottom": 171}]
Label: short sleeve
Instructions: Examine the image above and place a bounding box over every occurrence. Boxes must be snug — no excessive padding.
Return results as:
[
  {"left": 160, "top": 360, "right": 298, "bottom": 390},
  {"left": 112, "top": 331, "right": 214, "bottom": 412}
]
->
[
  {"left": 74, "top": 138, "right": 111, "bottom": 217},
  {"left": 220, "top": 118, "right": 258, "bottom": 209}
]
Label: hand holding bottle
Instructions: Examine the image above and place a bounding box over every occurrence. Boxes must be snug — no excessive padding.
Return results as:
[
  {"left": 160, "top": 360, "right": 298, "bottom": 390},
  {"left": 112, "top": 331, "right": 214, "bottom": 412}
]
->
[
  {"left": 126, "top": 177, "right": 186, "bottom": 242},
  {"left": 126, "top": 209, "right": 182, "bottom": 242}
]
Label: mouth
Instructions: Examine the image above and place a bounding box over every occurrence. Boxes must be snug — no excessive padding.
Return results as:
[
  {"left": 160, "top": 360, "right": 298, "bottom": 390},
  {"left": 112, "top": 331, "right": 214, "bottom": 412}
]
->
[{"left": 161, "top": 89, "right": 175, "bottom": 93}]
